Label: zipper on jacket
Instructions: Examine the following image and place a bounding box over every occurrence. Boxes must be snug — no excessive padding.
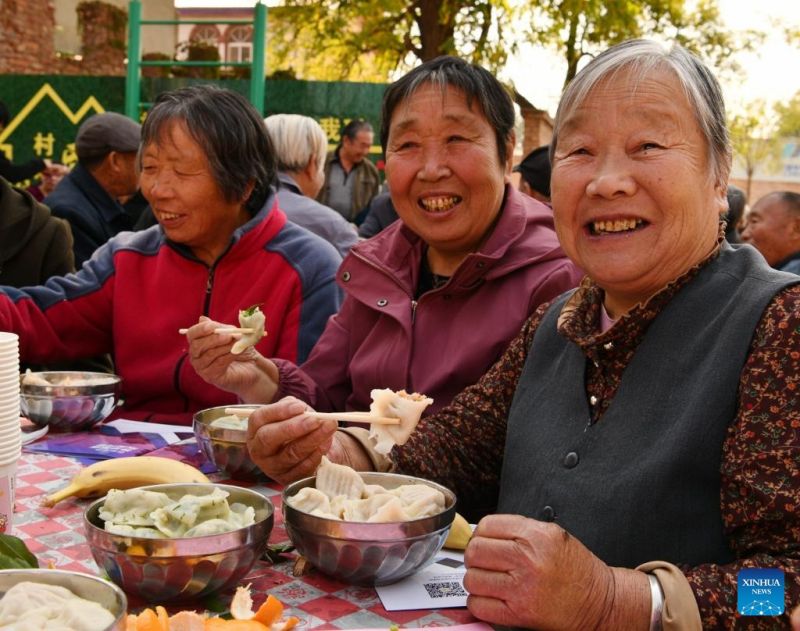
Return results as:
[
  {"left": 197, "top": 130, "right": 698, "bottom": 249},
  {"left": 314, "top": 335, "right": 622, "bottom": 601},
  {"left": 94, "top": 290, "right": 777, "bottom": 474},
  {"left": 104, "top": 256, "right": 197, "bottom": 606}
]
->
[
  {"left": 411, "top": 300, "right": 418, "bottom": 324},
  {"left": 203, "top": 264, "right": 216, "bottom": 315}
]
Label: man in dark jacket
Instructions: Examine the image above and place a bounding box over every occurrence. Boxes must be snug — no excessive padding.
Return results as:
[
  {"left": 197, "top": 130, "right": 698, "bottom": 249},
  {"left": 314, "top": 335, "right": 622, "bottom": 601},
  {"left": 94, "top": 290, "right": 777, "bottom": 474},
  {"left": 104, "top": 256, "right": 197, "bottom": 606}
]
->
[
  {"left": 0, "top": 176, "right": 74, "bottom": 286},
  {"left": 44, "top": 112, "right": 141, "bottom": 266}
]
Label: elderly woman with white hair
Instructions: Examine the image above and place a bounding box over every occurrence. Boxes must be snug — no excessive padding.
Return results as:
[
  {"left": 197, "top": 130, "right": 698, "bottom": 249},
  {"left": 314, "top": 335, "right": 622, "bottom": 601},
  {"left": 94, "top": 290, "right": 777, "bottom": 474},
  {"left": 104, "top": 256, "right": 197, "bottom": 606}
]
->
[
  {"left": 244, "top": 40, "right": 800, "bottom": 629},
  {"left": 264, "top": 113, "right": 359, "bottom": 258}
]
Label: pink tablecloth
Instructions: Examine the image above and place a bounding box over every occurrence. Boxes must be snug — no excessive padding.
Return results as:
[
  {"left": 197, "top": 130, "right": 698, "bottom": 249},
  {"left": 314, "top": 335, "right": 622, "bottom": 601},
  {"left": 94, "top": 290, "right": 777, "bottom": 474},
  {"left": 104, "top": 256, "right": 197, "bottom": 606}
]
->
[{"left": 13, "top": 451, "right": 478, "bottom": 629}]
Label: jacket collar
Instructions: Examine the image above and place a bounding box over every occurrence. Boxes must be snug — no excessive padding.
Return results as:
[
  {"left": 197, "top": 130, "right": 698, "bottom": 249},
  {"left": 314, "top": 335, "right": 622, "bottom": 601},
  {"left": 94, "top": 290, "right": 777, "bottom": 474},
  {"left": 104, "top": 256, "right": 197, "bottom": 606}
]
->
[
  {"left": 69, "top": 163, "right": 126, "bottom": 222},
  {"left": 277, "top": 172, "right": 302, "bottom": 195}
]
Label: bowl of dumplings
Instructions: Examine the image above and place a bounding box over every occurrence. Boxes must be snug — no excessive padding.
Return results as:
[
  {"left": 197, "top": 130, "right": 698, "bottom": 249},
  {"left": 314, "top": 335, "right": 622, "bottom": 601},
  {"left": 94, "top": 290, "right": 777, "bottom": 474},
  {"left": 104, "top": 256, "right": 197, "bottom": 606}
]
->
[
  {"left": 193, "top": 404, "right": 266, "bottom": 481},
  {"left": 0, "top": 568, "right": 128, "bottom": 630},
  {"left": 83, "top": 482, "right": 274, "bottom": 602},
  {"left": 282, "top": 457, "right": 457, "bottom": 586},
  {"left": 20, "top": 370, "right": 122, "bottom": 432}
]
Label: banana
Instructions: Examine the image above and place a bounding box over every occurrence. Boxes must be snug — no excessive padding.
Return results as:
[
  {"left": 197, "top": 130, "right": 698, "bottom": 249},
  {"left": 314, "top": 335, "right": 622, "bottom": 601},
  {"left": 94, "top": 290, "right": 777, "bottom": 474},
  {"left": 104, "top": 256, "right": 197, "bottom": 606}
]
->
[
  {"left": 443, "top": 512, "right": 473, "bottom": 550},
  {"left": 42, "top": 456, "right": 210, "bottom": 507}
]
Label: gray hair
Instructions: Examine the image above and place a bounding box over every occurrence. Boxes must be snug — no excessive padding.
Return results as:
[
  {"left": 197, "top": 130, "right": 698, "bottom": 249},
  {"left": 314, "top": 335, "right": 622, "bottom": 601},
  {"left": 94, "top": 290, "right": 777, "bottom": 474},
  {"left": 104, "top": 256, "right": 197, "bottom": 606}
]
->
[
  {"left": 264, "top": 114, "right": 327, "bottom": 177},
  {"left": 551, "top": 39, "right": 731, "bottom": 185},
  {"left": 141, "top": 84, "right": 276, "bottom": 214}
]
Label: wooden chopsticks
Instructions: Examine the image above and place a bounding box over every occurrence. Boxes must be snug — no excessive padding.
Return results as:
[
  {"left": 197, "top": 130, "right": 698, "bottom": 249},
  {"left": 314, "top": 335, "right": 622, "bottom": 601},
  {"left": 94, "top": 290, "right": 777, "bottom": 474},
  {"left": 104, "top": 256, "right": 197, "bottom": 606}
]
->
[
  {"left": 178, "top": 327, "right": 255, "bottom": 335},
  {"left": 222, "top": 407, "right": 401, "bottom": 426}
]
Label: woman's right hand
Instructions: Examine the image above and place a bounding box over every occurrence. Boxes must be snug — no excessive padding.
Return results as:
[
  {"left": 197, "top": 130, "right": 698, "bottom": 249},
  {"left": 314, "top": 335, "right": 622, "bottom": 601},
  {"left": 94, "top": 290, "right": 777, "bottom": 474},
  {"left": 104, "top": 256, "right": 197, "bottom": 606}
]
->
[
  {"left": 246, "top": 397, "right": 342, "bottom": 484},
  {"left": 186, "top": 316, "right": 279, "bottom": 401}
]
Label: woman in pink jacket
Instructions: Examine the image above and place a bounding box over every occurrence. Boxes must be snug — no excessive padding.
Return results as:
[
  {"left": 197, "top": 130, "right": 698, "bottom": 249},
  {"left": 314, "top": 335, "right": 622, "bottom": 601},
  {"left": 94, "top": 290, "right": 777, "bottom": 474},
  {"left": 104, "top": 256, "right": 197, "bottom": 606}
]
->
[{"left": 187, "top": 56, "right": 582, "bottom": 418}]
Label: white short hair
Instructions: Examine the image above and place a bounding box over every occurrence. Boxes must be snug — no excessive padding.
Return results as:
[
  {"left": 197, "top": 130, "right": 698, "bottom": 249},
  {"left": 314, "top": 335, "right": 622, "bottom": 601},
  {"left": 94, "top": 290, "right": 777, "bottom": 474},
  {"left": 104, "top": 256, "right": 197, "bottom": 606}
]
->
[{"left": 263, "top": 113, "right": 327, "bottom": 176}]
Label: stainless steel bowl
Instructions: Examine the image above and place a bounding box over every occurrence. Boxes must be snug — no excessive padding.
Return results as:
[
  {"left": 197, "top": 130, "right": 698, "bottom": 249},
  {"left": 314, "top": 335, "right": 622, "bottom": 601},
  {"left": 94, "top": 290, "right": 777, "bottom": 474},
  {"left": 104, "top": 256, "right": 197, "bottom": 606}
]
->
[
  {"left": 283, "top": 472, "right": 456, "bottom": 586},
  {"left": 20, "top": 371, "right": 122, "bottom": 432},
  {"left": 0, "top": 568, "right": 127, "bottom": 630},
  {"left": 193, "top": 404, "right": 266, "bottom": 481},
  {"left": 84, "top": 483, "right": 274, "bottom": 602}
]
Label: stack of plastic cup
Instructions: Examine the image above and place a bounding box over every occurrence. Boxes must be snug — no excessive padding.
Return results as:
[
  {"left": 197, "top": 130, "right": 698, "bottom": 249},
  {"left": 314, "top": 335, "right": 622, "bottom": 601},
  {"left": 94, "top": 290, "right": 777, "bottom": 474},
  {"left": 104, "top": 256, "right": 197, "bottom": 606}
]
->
[{"left": 0, "top": 332, "right": 20, "bottom": 534}]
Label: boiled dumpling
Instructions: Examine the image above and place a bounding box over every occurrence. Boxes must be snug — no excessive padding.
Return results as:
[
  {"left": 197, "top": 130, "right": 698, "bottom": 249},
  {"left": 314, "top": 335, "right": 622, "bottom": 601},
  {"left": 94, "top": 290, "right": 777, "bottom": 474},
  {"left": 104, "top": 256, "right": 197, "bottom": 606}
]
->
[
  {"left": 316, "top": 456, "right": 364, "bottom": 500},
  {"left": 0, "top": 582, "right": 116, "bottom": 631},
  {"left": 391, "top": 484, "right": 446, "bottom": 518},
  {"left": 366, "top": 496, "right": 411, "bottom": 523},
  {"left": 151, "top": 488, "right": 231, "bottom": 537},
  {"left": 99, "top": 488, "right": 173, "bottom": 526},
  {"left": 231, "top": 305, "right": 266, "bottom": 355},
  {"left": 341, "top": 493, "right": 397, "bottom": 521},
  {"left": 184, "top": 518, "right": 240, "bottom": 537},
  {"left": 368, "top": 389, "right": 433, "bottom": 454},
  {"left": 288, "top": 487, "right": 332, "bottom": 516}
]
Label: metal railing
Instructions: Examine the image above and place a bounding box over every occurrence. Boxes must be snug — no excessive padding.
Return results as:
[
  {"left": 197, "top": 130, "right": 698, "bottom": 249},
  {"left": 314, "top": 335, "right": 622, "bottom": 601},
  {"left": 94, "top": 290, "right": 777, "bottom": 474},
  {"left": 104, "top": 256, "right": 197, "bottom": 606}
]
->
[{"left": 124, "top": 0, "right": 267, "bottom": 119}]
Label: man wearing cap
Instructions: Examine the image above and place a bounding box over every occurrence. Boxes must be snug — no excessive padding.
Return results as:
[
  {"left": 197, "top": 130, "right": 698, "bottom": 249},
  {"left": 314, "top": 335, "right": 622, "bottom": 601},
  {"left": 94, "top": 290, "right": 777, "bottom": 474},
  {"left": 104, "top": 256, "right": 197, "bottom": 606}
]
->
[
  {"left": 44, "top": 112, "right": 141, "bottom": 266},
  {"left": 513, "top": 145, "right": 551, "bottom": 205}
]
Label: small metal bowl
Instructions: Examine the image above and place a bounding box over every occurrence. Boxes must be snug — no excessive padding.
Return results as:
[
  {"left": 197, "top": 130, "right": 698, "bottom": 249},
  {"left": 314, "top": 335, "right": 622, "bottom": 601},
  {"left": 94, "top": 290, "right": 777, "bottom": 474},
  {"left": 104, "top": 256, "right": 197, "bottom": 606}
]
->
[
  {"left": 0, "top": 568, "right": 127, "bottom": 630},
  {"left": 283, "top": 472, "right": 456, "bottom": 586},
  {"left": 20, "top": 371, "right": 122, "bottom": 432},
  {"left": 84, "top": 483, "right": 274, "bottom": 602},
  {"left": 193, "top": 404, "right": 266, "bottom": 481}
]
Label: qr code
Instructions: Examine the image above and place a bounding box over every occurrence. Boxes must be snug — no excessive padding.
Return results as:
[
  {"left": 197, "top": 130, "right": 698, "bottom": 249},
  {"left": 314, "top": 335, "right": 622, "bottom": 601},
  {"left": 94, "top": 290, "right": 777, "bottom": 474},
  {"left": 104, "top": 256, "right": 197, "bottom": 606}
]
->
[{"left": 423, "top": 581, "right": 467, "bottom": 599}]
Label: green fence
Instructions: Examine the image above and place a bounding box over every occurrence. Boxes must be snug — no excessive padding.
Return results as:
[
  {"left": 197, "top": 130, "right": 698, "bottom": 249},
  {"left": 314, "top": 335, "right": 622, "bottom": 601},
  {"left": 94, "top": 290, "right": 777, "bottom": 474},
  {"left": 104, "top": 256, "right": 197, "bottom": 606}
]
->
[{"left": 0, "top": 75, "right": 386, "bottom": 173}]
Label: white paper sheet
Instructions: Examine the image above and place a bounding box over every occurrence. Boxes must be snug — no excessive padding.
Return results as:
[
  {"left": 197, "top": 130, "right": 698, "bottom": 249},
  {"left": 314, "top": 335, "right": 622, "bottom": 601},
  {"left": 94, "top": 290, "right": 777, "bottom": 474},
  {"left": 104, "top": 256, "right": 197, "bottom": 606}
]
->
[{"left": 376, "top": 548, "right": 468, "bottom": 611}]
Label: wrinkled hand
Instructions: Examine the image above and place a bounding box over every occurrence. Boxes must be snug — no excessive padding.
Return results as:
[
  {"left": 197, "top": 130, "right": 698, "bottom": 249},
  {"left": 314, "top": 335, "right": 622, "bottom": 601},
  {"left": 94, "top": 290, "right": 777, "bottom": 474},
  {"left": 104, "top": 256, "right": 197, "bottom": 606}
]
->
[
  {"left": 186, "top": 316, "right": 268, "bottom": 397},
  {"left": 463, "top": 514, "right": 620, "bottom": 630},
  {"left": 247, "top": 397, "right": 348, "bottom": 484}
]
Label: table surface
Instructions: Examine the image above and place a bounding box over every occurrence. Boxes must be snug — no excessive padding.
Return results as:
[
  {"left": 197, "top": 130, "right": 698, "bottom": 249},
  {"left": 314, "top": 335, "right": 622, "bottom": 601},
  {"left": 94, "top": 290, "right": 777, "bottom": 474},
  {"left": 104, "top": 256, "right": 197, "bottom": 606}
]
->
[{"left": 14, "top": 451, "right": 478, "bottom": 629}]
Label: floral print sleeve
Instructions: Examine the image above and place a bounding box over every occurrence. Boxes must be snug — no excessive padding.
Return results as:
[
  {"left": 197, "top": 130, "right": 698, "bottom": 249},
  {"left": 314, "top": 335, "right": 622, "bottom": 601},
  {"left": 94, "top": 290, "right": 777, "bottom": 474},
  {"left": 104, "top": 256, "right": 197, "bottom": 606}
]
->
[
  {"left": 684, "top": 284, "right": 800, "bottom": 630},
  {"left": 393, "top": 305, "right": 548, "bottom": 521}
]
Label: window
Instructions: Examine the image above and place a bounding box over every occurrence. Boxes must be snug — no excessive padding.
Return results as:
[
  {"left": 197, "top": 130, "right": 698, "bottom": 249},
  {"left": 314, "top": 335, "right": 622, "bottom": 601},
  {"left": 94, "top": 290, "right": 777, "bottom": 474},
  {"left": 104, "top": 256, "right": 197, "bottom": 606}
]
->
[
  {"left": 226, "top": 25, "right": 252, "bottom": 63},
  {"left": 189, "top": 24, "right": 220, "bottom": 45}
]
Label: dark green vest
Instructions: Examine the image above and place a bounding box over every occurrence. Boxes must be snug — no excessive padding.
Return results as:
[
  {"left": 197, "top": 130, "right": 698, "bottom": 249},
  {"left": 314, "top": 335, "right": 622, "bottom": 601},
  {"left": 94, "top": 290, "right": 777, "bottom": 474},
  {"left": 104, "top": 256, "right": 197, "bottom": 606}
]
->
[{"left": 498, "top": 244, "right": 798, "bottom": 568}]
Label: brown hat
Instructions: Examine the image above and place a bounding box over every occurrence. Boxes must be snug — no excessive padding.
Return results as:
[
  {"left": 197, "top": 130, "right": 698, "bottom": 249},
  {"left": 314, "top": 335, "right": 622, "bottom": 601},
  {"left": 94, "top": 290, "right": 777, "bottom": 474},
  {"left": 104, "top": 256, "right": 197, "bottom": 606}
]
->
[{"left": 75, "top": 112, "right": 141, "bottom": 160}]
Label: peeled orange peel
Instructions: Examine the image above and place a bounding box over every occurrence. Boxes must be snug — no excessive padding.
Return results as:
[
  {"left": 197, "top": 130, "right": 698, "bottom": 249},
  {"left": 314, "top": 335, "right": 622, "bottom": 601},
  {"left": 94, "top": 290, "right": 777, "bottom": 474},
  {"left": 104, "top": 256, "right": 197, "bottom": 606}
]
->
[{"left": 125, "top": 586, "right": 299, "bottom": 631}]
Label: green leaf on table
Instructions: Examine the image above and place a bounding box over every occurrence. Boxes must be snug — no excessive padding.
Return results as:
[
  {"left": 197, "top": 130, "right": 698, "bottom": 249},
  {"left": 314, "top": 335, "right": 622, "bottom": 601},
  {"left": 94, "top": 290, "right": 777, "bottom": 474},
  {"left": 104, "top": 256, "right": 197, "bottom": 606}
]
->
[
  {"left": 0, "top": 534, "right": 39, "bottom": 569},
  {"left": 262, "top": 542, "right": 294, "bottom": 564}
]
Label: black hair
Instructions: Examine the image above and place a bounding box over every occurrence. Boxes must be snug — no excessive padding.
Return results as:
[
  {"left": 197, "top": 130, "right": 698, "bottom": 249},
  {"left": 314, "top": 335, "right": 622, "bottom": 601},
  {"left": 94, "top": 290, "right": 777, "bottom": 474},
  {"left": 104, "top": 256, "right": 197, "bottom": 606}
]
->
[
  {"left": 380, "top": 56, "right": 515, "bottom": 164},
  {"left": 141, "top": 84, "right": 276, "bottom": 214},
  {"left": 340, "top": 119, "right": 373, "bottom": 144}
]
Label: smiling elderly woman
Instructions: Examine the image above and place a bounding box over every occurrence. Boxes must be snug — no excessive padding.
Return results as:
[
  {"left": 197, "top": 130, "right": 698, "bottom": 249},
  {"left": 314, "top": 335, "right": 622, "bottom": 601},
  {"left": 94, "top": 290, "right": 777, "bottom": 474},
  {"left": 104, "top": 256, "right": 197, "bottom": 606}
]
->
[
  {"left": 245, "top": 41, "right": 800, "bottom": 629},
  {"left": 0, "top": 85, "right": 342, "bottom": 424},
  {"left": 187, "top": 57, "right": 581, "bottom": 455}
]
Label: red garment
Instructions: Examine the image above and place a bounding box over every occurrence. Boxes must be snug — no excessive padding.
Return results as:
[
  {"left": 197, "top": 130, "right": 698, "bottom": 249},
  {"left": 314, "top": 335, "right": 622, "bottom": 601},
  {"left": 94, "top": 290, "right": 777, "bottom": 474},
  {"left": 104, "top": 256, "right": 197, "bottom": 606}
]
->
[
  {"left": 1, "top": 200, "right": 342, "bottom": 424},
  {"left": 275, "top": 185, "right": 583, "bottom": 414}
]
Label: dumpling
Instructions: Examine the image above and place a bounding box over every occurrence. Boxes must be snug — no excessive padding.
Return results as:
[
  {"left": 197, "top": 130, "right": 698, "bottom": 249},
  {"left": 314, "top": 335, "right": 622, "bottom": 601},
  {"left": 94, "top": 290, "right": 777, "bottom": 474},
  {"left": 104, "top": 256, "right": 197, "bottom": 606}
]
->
[
  {"left": 104, "top": 522, "right": 162, "bottom": 538},
  {"left": 0, "top": 582, "right": 116, "bottom": 631},
  {"left": 98, "top": 488, "right": 173, "bottom": 526},
  {"left": 361, "top": 484, "right": 388, "bottom": 498},
  {"left": 184, "top": 518, "right": 240, "bottom": 537},
  {"left": 391, "top": 484, "right": 446, "bottom": 518},
  {"left": 288, "top": 487, "right": 332, "bottom": 516},
  {"left": 231, "top": 305, "right": 266, "bottom": 355},
  {"left": 368, "top": 389, "right": 433, "bottom": 454},
  {"left": 210, "top": 414, "right": 248, "bottom": 430},
  {"left": 151, "top": 488, "right": 231, "bottom": 537},
  {"left": 229, "top": 502, "right": 256, "bottom": 528},
  {"left": 366, "top": 496, "right": 411, "bottom": 523},
  {"left": 315, "top": 456, "right": 364, "bottom": 500},
  {"left": 341, "top": 493, "right": 398, "bottom": 522}
]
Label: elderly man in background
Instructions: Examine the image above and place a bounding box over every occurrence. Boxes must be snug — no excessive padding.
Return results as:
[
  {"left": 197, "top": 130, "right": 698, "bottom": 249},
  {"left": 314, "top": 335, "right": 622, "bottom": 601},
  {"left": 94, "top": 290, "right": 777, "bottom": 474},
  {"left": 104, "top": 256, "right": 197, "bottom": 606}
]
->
[
  {"left": 44, "top": 112, "right": 141, "bottom": 266},
  {"left": 245, "top": 41, "right": 799, "bottom": 629},
  {"left": 513, "top": 144, "right": 551, "bottom": 205},
  {"left": 741, "top": 190, "right": 800, "bottom": 274},
  {"left": 264, "top": 114, "right": 358, "bottom": 258},
  {"left": 317, "top": 118, "right": 380, "bottom": 222}
]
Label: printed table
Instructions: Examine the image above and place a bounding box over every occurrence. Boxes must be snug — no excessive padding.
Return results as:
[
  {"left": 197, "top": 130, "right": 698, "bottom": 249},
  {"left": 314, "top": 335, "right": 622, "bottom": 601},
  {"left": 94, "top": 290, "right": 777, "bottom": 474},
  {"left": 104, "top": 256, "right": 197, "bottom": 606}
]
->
[{"left": 13, "top": 451, "right": 479, "bottom": 629}]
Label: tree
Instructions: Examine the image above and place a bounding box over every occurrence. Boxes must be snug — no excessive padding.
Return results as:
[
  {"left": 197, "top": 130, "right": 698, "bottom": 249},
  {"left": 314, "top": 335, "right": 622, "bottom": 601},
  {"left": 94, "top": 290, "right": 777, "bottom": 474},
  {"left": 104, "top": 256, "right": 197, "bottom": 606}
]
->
[
  {"left": 775, "top": 91, "right": 800, "bottom": 139},
  {"left": 273, "top": 0, "right": 759, "bottom": 88},
  {"left": 728, "top": 101, "right": 783, "bottom": 201}
]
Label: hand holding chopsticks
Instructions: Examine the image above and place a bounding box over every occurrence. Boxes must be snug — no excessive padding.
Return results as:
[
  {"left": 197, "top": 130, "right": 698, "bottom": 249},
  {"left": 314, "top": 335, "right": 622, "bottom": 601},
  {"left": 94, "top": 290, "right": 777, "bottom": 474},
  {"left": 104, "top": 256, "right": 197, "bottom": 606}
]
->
[
  {"left": 223, "top": 407, "right": 401, "bottom": 426},
  {"left": 179, "top": 327, "right": 255, "bottom": 335}
]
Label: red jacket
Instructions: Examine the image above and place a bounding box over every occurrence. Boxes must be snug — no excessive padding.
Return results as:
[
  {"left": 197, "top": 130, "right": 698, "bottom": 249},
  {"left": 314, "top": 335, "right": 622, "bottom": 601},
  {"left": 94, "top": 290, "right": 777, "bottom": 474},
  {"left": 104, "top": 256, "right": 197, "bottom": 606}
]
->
[
  {"left": 275, "top": 186, "right": 583, "bottom": 414},
  {"left": 2, "top": 198, "right": 343, "bottom": 424}
]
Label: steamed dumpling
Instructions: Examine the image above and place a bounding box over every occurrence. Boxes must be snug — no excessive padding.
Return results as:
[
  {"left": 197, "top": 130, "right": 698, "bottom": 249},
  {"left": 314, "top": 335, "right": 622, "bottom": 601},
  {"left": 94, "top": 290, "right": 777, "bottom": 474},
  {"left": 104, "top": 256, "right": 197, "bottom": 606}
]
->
[
  {"left": 231, "top": 305, "right": 266, "bottom": 355},
  {"left": 104, "top": 523, "right": 162, "bottom": 538},
  {"left": 315, "top": 456, "right": 364, "bottom": 500},
  {"left": 288, "top": 487, "right": 333, "bottom": 516},
  {"left": 0, "top": 582, "right": 116, "bottom": 631},
  {"left": 391, "top": 484, "right": 446, "bottom": 518},
  {"left": 151, "top": 487, "right": 231, "bottom": 537},
  {"left": 368, "top": 389, "right": 434, "bottom": 454}
]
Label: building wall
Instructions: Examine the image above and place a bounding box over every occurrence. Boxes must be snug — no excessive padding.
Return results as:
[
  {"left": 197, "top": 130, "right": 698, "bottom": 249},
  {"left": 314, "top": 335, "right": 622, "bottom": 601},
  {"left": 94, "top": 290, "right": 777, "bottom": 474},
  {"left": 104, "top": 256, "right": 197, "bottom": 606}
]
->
[
  {"left": 54, "top": 0, "right": 175, "bottom": 58},
  {"left": 0, "top": 0, "right": 56, "bottom": 74}
]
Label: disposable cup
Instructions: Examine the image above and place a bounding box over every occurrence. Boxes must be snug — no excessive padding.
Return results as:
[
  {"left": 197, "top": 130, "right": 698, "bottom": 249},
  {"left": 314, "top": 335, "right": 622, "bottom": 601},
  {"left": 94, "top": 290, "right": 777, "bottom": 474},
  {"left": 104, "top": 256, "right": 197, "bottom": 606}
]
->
[
  {"left": 0, "top": 418, "right": 20, "bottom": 433},
  {"left": 0, "top": 442, "right": 20, "bottom": 461},
  {"left": 0, "top": 404, "right": 19, "bottom": 419},
  {"left": 0, "top": 423, "right": 20, "bottom": 438},
  {"left": 0, "top": 459, "right": 16, "bottom": 534}
]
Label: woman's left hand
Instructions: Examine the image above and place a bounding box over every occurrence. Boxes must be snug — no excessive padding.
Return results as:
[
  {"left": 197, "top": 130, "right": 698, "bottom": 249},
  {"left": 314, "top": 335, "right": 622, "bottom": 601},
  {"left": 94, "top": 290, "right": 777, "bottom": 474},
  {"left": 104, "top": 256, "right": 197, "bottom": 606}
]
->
[{"left": 464, "top": 514, "right": 646, "bottom": 630}]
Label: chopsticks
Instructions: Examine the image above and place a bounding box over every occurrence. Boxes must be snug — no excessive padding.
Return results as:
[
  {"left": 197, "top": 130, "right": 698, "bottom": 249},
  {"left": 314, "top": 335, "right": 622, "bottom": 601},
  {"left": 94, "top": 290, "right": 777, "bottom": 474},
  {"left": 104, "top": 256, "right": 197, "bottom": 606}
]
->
[
  {"left": 223, "top": 407, "right": 401, "bottom": 426},
  {"left": 178, "top": 327, "right": 255, "bottom": 335}
]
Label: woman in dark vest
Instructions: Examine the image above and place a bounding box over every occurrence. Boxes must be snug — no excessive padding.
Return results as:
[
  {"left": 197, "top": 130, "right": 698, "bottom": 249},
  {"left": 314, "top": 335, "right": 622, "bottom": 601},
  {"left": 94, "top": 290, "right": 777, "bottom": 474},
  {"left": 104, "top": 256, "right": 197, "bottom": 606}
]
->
[{"left": 243, "top": 40, "right": 800, "bottom": 629}]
